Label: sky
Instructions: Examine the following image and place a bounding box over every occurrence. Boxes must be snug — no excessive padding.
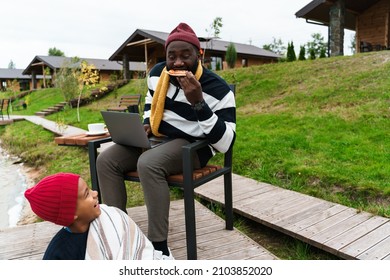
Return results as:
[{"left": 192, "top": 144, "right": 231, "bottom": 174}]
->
[{"left": 0, "top": 0, "right": 355, "bottom": 69}]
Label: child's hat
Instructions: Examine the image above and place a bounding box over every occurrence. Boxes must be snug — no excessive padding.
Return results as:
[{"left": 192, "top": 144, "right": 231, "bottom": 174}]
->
[
  {"left": 24, "top": 173, "right": 79, "bottom": 227},
  {"left": 165, "top": 22, "right": 200, "bottom": 50}
]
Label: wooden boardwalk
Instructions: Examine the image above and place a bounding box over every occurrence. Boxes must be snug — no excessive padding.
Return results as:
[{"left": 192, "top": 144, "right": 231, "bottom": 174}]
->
[
  {"left": 0, "top": 200, "right": 278, "bottom": 260},
  {"left": 1, "top": 172, "right": 389, "bottom": 260},
  {"left": 195, "top": 174, "right": 390, "bottom": 260}
]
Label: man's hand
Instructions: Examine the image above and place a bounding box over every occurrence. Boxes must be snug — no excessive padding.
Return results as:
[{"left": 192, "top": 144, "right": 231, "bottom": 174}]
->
[
  {"left": 177, "top": 72, "right": 203, "bottom": 105},
  {"left": 144, "top": 124, "right": 151, "bottom": 136}
]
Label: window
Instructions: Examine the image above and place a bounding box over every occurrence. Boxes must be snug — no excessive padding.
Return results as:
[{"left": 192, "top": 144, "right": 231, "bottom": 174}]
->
[
  {"left": 210, "top": 56, "right": 223, "bottom": 71},
  {"left": 242, "top": 58, "right": 248, "bottom": 67}
]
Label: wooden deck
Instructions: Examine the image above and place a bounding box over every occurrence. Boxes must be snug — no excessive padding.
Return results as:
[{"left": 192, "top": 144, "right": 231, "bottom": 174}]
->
[
  {"left": 195, "top": 174, "right": 390, "bottom": 260},
  {"left": 0, "top": 199, "right": 278, "bottom": 260},
  {"left": 1, "top": 173, "right": 389, "bottom": 260}
]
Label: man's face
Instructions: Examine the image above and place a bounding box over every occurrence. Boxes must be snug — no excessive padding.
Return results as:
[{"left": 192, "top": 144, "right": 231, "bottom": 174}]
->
[
  {"left": 75, "top": 178, "right": 101, "bottom": 223},
  {"left": 166, "top": 41, "right": 200, "bottom": 74}
]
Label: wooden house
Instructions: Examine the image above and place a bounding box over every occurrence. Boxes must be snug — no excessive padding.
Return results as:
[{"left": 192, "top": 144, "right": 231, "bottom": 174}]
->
[
  {"left": 0, "top": 68, "right": 48, "bottom": 92},
  {"left": 22, "top": 56, "right": 146, "bottom": 89},
  {"left": 295, "top": 0, "right": 390, "bottom": 55},
  {"left": 109, "top": 28, "right": 281, "bottom": 79}
]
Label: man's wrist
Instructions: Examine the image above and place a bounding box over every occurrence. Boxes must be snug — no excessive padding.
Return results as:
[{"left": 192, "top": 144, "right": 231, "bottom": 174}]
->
[{"left": 191, "top": 99, "right": 206, "bottom": 111}]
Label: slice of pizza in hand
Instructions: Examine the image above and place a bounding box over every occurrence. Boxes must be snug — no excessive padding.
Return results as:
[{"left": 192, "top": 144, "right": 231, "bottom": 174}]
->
[{"left": 166, "top": 69, "right": 187, "bottom": 76}]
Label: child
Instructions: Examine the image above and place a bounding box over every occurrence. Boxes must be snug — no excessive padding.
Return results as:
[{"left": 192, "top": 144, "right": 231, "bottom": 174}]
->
[{"left": 24, "top": 172, "right": 174, "bottom": 260}]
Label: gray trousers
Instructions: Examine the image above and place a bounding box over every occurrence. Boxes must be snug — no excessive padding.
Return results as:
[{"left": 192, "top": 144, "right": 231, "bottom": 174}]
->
[{"left": 96, "top": 138, "right": 200, "bottom": 242}]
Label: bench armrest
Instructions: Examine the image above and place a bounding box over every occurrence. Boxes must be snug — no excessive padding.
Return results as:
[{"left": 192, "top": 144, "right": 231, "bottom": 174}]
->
[{"left": 181, "top": 140, "right": 233, "bottom": 187}]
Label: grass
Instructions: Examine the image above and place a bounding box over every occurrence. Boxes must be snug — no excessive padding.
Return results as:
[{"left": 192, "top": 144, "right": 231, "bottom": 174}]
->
[{"left": 1, "top": 51, "right": 389, "bottom": 259}]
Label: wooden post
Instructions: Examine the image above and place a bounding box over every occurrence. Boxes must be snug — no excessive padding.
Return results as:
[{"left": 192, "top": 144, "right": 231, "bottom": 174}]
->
[
  {"left": 144, "top": 41, "right": 148, "bottom": 73},
  {"left": 31, "top": 70, "right": 37, "bottom": 89},
  {"left": 329, "top": 0, "right": 345, "bottom": 56},
  {"left": 123, "top": 54, "right": 130, "bottom": 80}
]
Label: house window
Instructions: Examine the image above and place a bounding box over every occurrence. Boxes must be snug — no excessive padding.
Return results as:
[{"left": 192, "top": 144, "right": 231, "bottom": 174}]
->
[
  {"left": 210, "top": 56, "right": 223, "bottom": 71},
  {"left": 242, "top": 58, "right": 248, "bottom": 67}
]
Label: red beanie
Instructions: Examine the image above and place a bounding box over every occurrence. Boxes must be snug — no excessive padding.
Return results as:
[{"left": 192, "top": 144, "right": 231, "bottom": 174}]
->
[
  {"left": 165, "top": 22, "right": 200, "bottom": 50},
  {"left": 24, "top": 173, "right": 79, "bottom": 227}
]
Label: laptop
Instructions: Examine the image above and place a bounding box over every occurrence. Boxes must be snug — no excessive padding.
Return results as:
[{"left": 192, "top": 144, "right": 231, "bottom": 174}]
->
[{"left": 101, "top": 111, "right": 170, "bottom": 149}]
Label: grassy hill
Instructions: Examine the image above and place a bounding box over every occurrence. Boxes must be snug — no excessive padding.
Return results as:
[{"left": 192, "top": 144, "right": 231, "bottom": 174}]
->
[{"left": 1, "top": 51, "right": 389, "bottom": 219}]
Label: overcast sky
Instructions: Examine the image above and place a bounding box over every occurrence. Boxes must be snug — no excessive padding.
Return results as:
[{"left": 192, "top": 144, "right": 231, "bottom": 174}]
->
[{"left": 0, "top": 0, "right": 355, "bottom": 69}]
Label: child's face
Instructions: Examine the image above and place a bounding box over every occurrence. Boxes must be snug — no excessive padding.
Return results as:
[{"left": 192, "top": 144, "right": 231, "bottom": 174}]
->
[{"left": 75, "top": 178, "right": 101, "bottom": 223}]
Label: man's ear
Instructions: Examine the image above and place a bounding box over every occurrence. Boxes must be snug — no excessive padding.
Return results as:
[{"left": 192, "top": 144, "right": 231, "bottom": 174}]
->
[{"left": 73, "top": 215, "right": 78, "bottom": 221}]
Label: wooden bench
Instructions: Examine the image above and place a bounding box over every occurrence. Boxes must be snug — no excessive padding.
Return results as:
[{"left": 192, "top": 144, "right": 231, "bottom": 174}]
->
[
  {"left": 107, "top": 94, "right": 141, "bottom": 113},
  {"left": 88, "top": 137, "right": 233, "bottom": 260}
]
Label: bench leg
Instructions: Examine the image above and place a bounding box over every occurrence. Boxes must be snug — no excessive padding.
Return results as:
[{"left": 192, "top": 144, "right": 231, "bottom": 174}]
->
[
  {"left": 224, "top": 172, "right": 233, "bottom": 230},
  {"left": 88, "top": 141, "right": 101, "bottom": 201},
  {"left": 182, "top": 146, "right": 197, "bottom": 260},
  {"left": 183, "top": 186, "right": 197, "bottom": 260}
]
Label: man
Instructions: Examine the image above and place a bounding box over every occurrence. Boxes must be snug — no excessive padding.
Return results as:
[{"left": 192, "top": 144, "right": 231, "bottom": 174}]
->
[{"left": 96, "top": 22, "right": 236, "bottom": 257}]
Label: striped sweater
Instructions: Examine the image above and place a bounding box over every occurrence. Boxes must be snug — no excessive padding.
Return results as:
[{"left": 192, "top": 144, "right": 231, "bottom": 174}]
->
[{"left": 143, "top": 62, "right": 236, "bottom": 166}]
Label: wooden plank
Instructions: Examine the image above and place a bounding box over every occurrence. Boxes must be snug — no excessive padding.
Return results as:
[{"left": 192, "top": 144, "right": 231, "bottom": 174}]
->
[
  {"left": 275, "top": 200, "right": 335, "bottom": 229},
  {"left": 309, "top": 212, "right": 374, "bottom": 250},
  {"left": 195, "top": 174, "right": 276, "bottom": 204},
  {"left": 283, "top": 204, "right": 348, "bottom": 233},
  {"left": 340, "top": 221, "right": 390, "bottom": 259},
  {"left": 0, "top": 222, "right": 60, "bottom": 260},
  {"left": 298, "top": 208, "right": 359, "bottom": 239},
  {"left": 356, "top": 235, "right": 390, "bottom": 260},
  {"left": 240, "top": 189, "right": 301, "bottom": 213},
  {"left": 324, "top": 215, "right": 389, "bottom": 252},
  {"left": 236, "top": 188, "right": 286, "bottom": 208},
  {"left": 257, "top": 194, "right": 311, "bottom": 217}
]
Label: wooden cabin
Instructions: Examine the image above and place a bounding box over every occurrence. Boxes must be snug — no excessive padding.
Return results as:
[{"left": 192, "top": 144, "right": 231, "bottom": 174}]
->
[
  {"left": 22, "top": 56, "right": 146, "bottom": 89},
  {"left": 0, "top": 68, "right": 48, "bottom": 92},
  {"left": 296, "top": 0, "right": 390, "bottom": 55},
  {"left": 109, "top": 28, "right": 281, "bottom": 79}
]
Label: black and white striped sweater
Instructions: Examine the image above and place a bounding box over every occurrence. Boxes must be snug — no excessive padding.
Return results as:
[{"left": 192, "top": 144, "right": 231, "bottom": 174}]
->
[{"left": 143, "top": 62, "right": 236, "bottom": 166}]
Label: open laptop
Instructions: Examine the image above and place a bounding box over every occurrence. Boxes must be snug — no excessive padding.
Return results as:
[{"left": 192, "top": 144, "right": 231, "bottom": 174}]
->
[{"left": 101, "top": 111, "right": 170, "bottom": 149}]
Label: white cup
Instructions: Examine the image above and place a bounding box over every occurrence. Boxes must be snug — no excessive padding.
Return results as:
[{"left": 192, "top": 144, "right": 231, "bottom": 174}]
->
[{"left": 88, "top": 123, "right": 105, "bottom": 133}]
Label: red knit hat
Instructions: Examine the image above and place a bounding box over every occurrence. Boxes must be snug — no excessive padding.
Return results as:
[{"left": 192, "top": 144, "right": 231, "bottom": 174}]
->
[
  {"left": 165, "top": 22, "right": 200, "bottom": 50},
  {"left": 24, "top": 173, "right": 79, "bottom": 227}
]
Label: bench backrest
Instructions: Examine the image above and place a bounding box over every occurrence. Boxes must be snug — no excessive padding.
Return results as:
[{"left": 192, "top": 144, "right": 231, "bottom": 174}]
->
[{"left": 119, "top": 94, "right": 141, "bottom": 113}]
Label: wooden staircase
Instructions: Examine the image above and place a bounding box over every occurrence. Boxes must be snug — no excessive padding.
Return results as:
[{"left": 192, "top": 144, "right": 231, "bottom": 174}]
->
[{"left": 35, "top": 102, "right": 68, "bottom": 117}]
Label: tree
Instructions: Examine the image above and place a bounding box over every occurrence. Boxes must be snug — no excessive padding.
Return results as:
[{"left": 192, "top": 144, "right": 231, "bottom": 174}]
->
[
  {"left": 262, "top": 37, "right": 286, "bottom": 55},
  {"left": 309, "top": 48, "right": 316, "bottom": 60},
  {"left": 286, "top": 41, "right": 296, "bottom": 62},
  {"left": 56, "top": 58, "right": 99, "bottom": 121},
  {"left": 203, "top": 17, "right": 223, "bottom": 64},
  {"left": 319, "top": 48, "right": 327, "bottom": 58},
  {"left": 48, "top": 47, "right": 65, "bottom": 56},
  {"left": 225, "top": 42, "right": 237, "bottom": 69},
  {"left": 76, "top": 61, "right": 99, "bottom": 122},
  {"left": 298, "top": 45, "right": 306, "bottom": 60},
  {"left": 8, "top": 60, "right": 16, "bottom": 69},
  {"left": 56, "top": 57, "right": 80, "bottom": 102},
  {"left": 205, "top": 17, "right": 223, "bottom": 38},
  {"left": 306, "top": 33, "right": 327, "bottom": 59}
]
